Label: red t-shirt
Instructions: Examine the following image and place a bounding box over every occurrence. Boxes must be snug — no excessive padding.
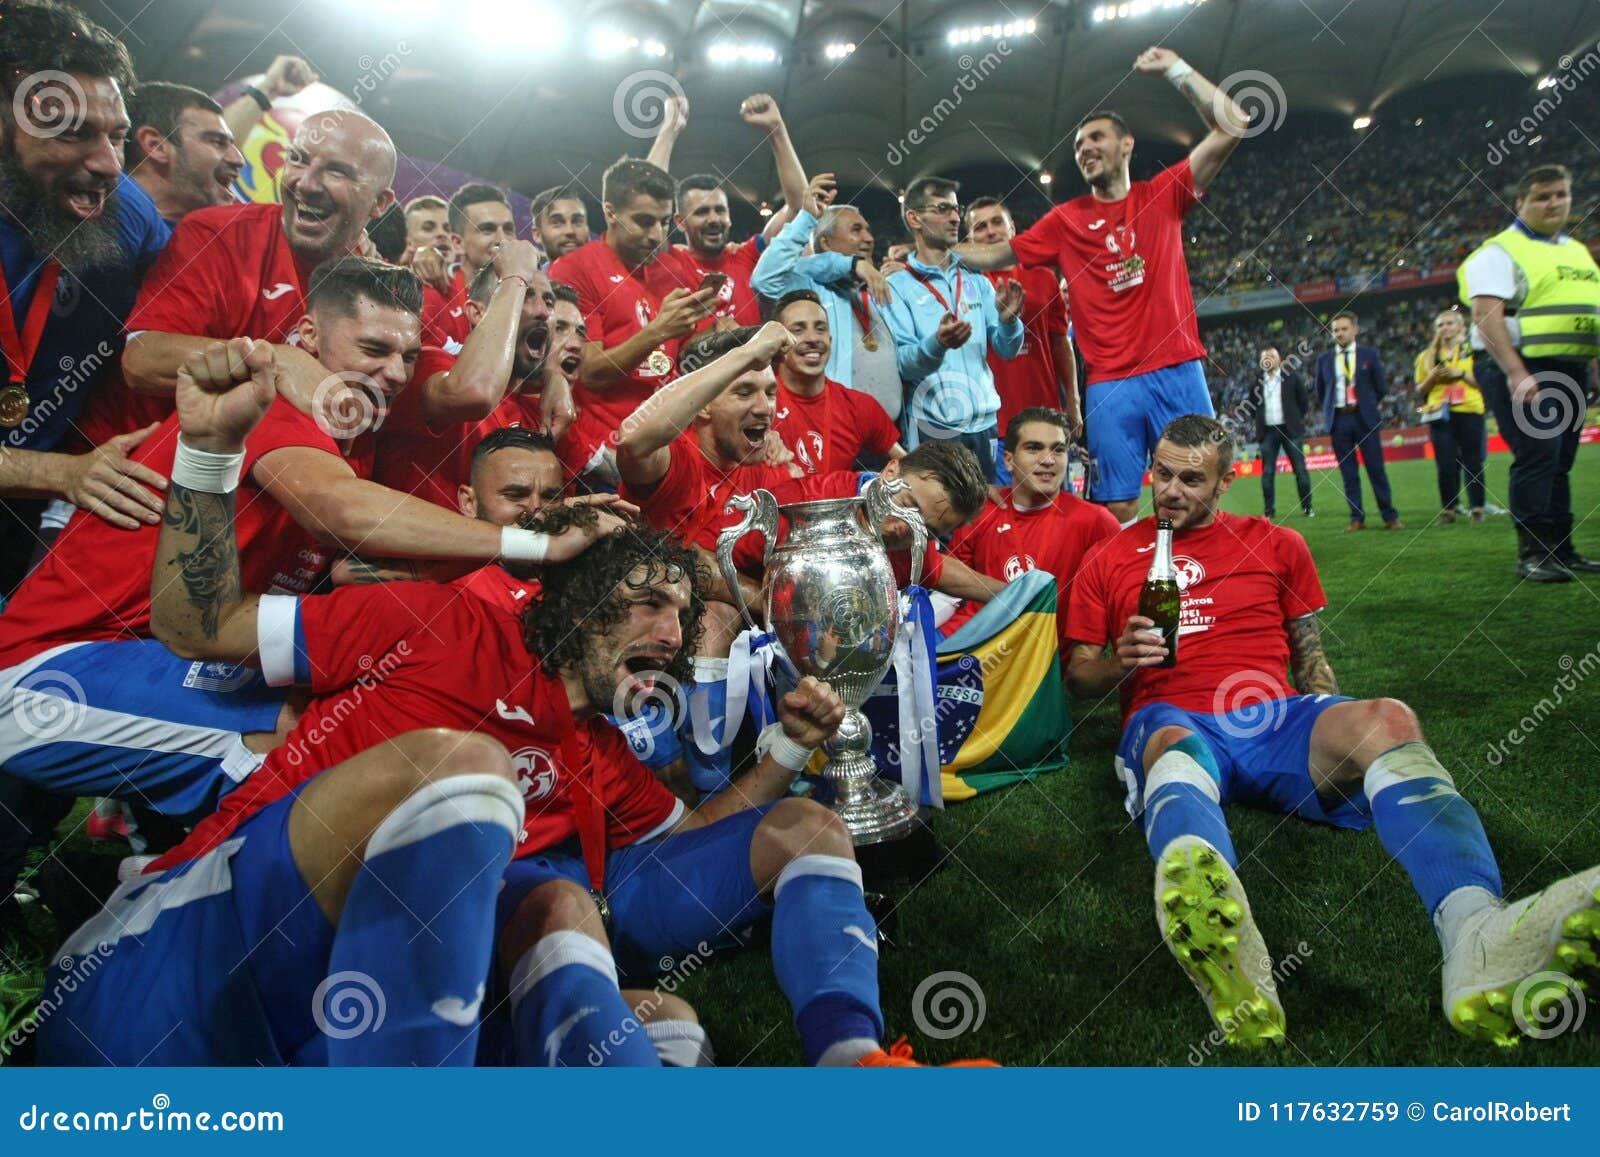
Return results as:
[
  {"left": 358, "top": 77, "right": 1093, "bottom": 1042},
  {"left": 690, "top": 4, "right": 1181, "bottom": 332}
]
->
[
  {"left": 984, "top": 266, "right": 1069, "bottom": 431},
  {"left": 709, "top": 470, "right": 946, "bottom": 590},
  {"left": 370, "top": 346, "right": 475, "bottom": 511},
  {"left": 0, "top": 398, "right": 368, "bottom": 669},
  {"left": 1010, "top": 160, "right": 1205, "bottom": 384},
  {"left": 946, "top": 488, "right": 1119, "bottom": 647},
  {"left": 547, "top": 239, "right": 684, "bottom": 461},
  {"left": 774, "top": 375, "right": 900, "bottom": 475},
  {"left": 1065, "top": 513, "right": 1327, "bottom": 721},
  {"left": 620, "top": 433, "right": 797, "bottom": 543},
  {"left": 79, "top": 203, "right": 312, "bottom": 444},
  {"left": 148, "top": 565, "right": 680, "bottom": 873},
  {"left": 420, "top": 269, "right": 471, "bottom": 351},
  {"left": 657, "top": 238, "right": 764, "bottom": 326}
]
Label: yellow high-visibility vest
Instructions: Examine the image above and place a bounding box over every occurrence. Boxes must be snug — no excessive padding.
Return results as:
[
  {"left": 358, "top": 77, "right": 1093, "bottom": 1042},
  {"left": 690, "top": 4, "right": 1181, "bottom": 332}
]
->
[{"left": 1457, "top": 224, "right": 1600, "bottom": 358}]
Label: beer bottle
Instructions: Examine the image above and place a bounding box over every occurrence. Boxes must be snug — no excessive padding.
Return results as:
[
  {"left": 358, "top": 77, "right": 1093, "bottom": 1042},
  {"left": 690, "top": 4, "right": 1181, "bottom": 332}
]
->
[{"left": 1139, "top": 518, "right": 1181, "bottom": 669}]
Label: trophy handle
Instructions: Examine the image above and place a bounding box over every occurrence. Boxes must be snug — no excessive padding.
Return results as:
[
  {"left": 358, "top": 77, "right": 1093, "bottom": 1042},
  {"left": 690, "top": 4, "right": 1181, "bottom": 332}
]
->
[
  {"left": 865, "top": 476, "right": 929, "bottom": 588},
  {"left": 715, "top": 489, "right": 779, "bottom": 634}
]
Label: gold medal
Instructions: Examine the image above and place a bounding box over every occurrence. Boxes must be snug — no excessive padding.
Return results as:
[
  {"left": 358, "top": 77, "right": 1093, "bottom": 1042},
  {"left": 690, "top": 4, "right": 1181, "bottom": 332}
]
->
[
  {"left": 645, "top": 349, "right": 673, "bottom": 377},
  {"left": 0, "top": 385, "right": 28, "bottom": 428},
  {"left": 862, "top": 333, "right": 878, "bottom": 352}
]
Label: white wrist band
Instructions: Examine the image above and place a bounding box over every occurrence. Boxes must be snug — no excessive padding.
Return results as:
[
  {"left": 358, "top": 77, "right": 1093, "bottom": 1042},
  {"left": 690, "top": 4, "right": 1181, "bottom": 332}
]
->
[
  {"left": 1165, "top": 59, "right": 1194, "bottom": 87},
  {"left": 170, "top": 439, "right": 245, "bottom": 493},
  {"left": 759, "top": 723, "right": 816, "bottom": 773},
  {"left": 500, "top": 526, "right": 551, "bottom": 564}
]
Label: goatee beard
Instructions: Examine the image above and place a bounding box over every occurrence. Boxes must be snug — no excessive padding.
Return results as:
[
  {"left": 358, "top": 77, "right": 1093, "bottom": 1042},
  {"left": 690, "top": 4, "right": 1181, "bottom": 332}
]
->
[{"left": 0, "top": 155, "right": 124, "bottom": 275}]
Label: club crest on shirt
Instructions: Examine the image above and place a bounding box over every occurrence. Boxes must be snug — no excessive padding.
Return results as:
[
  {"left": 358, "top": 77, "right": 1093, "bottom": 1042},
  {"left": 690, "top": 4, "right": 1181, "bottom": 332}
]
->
[
  {"left": 794, "top": 429, "right": 824, "bottom": 472},
  {"left": 1003, "top": 553, "right": 1035, "bottom": 581},
  {"left": 511, "top": 746, "right": 559, "bottom": 802},
  {"left": 1174, "top": 556, "right": 1205, "bottom": 591}
]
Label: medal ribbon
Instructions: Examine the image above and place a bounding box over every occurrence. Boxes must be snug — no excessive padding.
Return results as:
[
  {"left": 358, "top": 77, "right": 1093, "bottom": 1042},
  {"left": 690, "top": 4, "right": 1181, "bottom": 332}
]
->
[
  {"left": 0, "top": 260, "right": 60, "bottom": 384},
  {"left": 849, "top": 288, "right": 875, "bottom": 344},
  {"left": 906, "top": 265, "right": 963, "bottom": 318}
]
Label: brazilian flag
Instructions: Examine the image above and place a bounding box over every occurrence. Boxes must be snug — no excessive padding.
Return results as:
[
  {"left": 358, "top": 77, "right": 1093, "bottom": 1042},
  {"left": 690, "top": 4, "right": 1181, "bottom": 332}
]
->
[
  {"left": 862, "top": 571, "right": 1071, "bottom": 803},
  {"left": 934, "top": 571, "right": 1072, "bottom": 800}
]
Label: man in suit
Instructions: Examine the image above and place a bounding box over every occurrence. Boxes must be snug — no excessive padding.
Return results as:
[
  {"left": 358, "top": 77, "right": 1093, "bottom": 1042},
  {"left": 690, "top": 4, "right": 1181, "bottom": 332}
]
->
[
  {"left": 1313, "top": 311, "right": 1402, "bottom": 531},
  {"left": 1252, "top": 346, "right": 1314, "bottom": 519}
]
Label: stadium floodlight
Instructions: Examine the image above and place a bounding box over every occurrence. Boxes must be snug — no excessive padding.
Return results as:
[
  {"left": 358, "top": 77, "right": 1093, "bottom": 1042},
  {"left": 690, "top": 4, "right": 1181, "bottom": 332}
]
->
[
  {"left": 1352, "top": 115, "right": 1372, "bottom": 130},
  {"left": 947, "top": 18, "right": 1036, "bottom": 45},
  {"left": 708, "top": 41, "right": 780, "bottom": 65},
  {"left": 1094, "top": 0, "right": 1208, "bottom": 23},
  {"left": 824, "top": 42, "right": 857, "bottom": 61},
  {"left": 758, "top": 202, "right": 773, "bottom": 217},
  {"left": 1537, "top": 75, "right": 1557, "bottom": 90},
  {"left": 594, "top": 29, "right": 668, "bottom": 59},
  {"left": 1039, "top": 172, "right": 1053, "bottom": 186},
  {"left": 465, "top": 0, "right": 564, "bottom": 49}
]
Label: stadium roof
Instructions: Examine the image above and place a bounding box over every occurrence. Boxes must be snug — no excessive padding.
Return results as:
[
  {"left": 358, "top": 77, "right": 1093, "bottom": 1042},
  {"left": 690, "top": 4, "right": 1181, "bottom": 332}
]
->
[{"left": 104, "top": 0, "right": 1600, "bottom": 204}]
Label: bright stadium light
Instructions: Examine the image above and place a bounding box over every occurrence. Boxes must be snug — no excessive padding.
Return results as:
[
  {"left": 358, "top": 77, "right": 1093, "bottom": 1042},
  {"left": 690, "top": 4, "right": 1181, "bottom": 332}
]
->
[
  {"left": 594, "top": 29, "right": 668, "bottom": 59},
  {"left": 466, "top": 0, "right": 565, "bottom": 50},
  {"left": 1537, "top": 75, "right": 1557, "bottom": 90},
  {"left": 824, "top": 42, "right": 857, "bottom": 60},
  {"left": 1094, "top": 0, "right": 1208, "bottom": 23},
  {"left": 1039, "top": 171, "right": 1053, "bottom": 186},
  {"left": 708, "top": 41, "right": 780, "bottom": 65},
  {"left": 1352, "top": 115, "right": 1372, "bottom": 130},
  {"left": 947, "top": 18, "right": 1036, "bottom": 45}
]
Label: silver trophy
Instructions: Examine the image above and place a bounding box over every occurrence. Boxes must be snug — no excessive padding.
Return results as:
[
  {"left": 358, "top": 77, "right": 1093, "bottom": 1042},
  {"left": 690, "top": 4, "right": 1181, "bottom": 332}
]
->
[{"left": 716, "top": 476, "right": 927, "bottom": 845}]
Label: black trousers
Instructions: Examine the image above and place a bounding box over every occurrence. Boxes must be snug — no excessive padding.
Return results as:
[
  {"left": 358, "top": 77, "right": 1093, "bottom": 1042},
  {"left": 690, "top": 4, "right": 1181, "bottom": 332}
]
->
[
  {"left": 1259, "top": 425, "right": 1312, "bottom": 516},
  {"left": 1329, "top": 410, "right": 1397, "bottom": 522},
  {"left": 1426, "top": 410, "right": 1487, "bottom": 511},
  {"left": 1478, "top": 353, "right": 1588, "bottom": 552}
]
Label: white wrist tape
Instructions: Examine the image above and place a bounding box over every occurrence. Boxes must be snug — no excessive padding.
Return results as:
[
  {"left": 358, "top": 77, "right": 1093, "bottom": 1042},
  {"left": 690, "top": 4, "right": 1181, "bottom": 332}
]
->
[
  {"left": 1165, "top": 59, "right": 1194, "bottom": 87},
  {"left": 500, "top": 526, "right": 551, "bottom": 564},
  {"left": 170, "top": 439, "right": 245, "bottom": 493},
  {"left": 759, "top": 723, "right": 816, "bottom": 773}
]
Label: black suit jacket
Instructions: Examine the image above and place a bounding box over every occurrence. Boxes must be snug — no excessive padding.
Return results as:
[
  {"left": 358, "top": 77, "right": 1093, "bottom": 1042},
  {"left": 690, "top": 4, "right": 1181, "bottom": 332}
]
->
[{"left": 1252, "top": 369, "right": 1312, "bottom": 440}]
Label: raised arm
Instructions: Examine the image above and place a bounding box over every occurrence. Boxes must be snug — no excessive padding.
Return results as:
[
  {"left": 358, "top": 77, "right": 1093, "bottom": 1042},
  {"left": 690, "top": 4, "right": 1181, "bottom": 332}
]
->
[
  {"left": 951, "top": 240, "right": 1019, "bottom": 271},
  {"left": 1285, "top": 613, "right": 1339, "bottom": 695},
  {"left": 221, "top": 55, "right": 317, "bottom": 147},
  {"left": 1133, "top": 47, "right": 1250, "bottom": 196},
  {"left": 645, "top": 94, "right": 689, "bottom": 172},
  {"left": 150, "top": 338, "right": 279, "bottom": 664},
  {"left": 739, "top": 94, "right": 807, "bottom": 233},
  {"left": 421, "top": 242, "right": 545, "bottom": 424},
  {"left": 575, "top": 286, "right": 717, "bottom": 391},
  {"left": 614, "top": 322, "right": 795, "bottom": 487}
]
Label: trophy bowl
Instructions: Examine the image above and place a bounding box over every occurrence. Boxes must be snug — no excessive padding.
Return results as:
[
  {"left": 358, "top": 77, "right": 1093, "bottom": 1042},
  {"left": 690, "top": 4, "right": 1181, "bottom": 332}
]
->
[{"left": 716, "top": 477, "right": 927, "bottom": 845}]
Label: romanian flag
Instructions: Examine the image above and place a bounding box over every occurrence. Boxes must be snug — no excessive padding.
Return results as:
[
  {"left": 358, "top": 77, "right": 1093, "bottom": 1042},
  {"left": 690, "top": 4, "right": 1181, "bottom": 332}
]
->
[{"left": 864, "top": 571, "right": 1071, "bottom": 802}]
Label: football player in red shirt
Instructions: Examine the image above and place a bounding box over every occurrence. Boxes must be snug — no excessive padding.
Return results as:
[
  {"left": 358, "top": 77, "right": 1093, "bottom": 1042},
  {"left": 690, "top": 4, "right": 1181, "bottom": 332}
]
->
[
  {"left": 106, "top": 108, "right": 397, "bottom": 439},
  {"left": 548, "top": 157, "right": 720, "bottom": 488},
  {"left": 958, "top": 49, "right": 1251, "bottom": 525},
  {"left": 648, "top": 93, "right": 807, "bottom": 326},
  {"left": 39, "top": 341, "right": 980, "bottom": 1068},
  {"left": 418, "top": 182, "right": 516, "bottom": 350},
  {"left": 947, "top": 407, "right": 1118, "bottom": 649},
  {"left": 373, "top": 241, "right": 568, "bottom": 510},
  {"left": 1065, "top": 415, "right": 1600, "bottom": 1051},
  {"left": 529, "top": 184, "right": 590, "bottom": 263},
  {"left": 401, "top": 194, "right": 461, "bottom": 267},
  {"left": 122, "top": 82, "right": 244, "bottom": 223},
  {"left": 463, "top": 273, "right": 582, "bottom": 453},
  {"left": 771, "top": 290, "right": 903, "bottom": 474},
  {"left": 964, "top": 197, "right": 1079, "bottom": 443}
]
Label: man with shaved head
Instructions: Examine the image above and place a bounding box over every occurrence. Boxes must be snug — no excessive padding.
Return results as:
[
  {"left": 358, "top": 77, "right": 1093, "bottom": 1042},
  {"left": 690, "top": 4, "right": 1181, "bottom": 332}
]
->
[{"left": 99, "top": 108, "right": 399, "bottom": 437}]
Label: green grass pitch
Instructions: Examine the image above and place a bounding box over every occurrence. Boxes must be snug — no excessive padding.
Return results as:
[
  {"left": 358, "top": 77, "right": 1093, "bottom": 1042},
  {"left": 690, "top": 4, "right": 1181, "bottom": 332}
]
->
[{"left": 2, "top": 449, "right": 1597, "bottom": 1067}]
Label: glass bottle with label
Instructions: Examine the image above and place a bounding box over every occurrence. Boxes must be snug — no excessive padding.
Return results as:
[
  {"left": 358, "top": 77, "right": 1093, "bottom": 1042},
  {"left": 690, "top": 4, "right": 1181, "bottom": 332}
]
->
[{"left": 1139, "top": 519, "right": 1181, "bottom": 669}]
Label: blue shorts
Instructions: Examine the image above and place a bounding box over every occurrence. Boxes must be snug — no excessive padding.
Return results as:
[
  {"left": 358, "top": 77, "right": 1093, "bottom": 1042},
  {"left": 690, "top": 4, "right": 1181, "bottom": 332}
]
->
[
  {"left": 1085, "top": 359, "right": 1214, "bottom": 502},
  {"left": 495, "top": 803, "right": 774, "bottom": 979},
  {"left": 36, "top": 785, "right": 334, "bottom": 1066},
  {"left": 0, "top": 640, "right": 285, "bottom": 820},
  {"left": 1115, "top": 694, "right": 1372, "bottom": 830}
]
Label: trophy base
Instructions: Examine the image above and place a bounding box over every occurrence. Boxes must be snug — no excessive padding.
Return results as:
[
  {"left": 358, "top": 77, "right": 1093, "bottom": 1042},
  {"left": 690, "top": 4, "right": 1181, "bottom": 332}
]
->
[{"left": 820, "top": 775, "right": 920, "bottom": 846}]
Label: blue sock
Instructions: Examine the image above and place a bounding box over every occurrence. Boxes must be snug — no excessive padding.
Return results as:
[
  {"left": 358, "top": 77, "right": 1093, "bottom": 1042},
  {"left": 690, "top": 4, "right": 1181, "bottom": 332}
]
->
[
  {"left": 1142, "top": 736, "right": 1238, "bottom": 867},
  {"left": 1365, "top": 743, "right": 1502, "bottom": 917},
  {"left": 771, "top": 854, "right": 884, "bottom": 1065},
  {"left": 322, "top": 774, "right": 523, "bottom": 1066},
  {"left": 509, "top": 932, "right": 660, "bottom": 1067},
  {"left": 685, "top": 658, "right": 733, "bottom": 794}
]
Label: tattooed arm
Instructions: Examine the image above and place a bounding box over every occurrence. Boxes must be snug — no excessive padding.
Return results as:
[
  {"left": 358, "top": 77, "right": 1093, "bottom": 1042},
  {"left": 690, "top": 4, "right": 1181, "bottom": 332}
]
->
[
  {"left": 1286, "top": 613, "right": 1339, "bottom": 695},
  {"left": 149, "top": 338, "right": 278, "bottom": 664}
]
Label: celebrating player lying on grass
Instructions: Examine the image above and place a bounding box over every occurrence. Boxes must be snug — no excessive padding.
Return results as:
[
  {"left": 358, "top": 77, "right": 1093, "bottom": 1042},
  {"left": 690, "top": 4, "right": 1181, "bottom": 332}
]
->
[
  {"left": 1063, "top": 414, "right": 1600, "bottom": 1048},
  {"left": 40, "top": 336, "right": 988, "bottom": 1067}
]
